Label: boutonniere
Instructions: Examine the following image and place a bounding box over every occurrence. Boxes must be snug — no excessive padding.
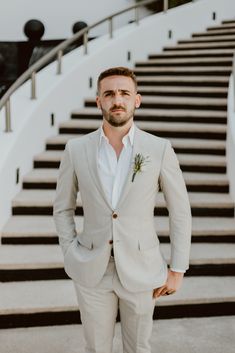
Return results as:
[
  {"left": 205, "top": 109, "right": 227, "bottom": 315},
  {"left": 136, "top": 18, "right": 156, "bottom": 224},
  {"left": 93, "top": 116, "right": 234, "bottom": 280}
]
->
[{"left": 132, "top": 153, "right": 150, "bottom": 182}]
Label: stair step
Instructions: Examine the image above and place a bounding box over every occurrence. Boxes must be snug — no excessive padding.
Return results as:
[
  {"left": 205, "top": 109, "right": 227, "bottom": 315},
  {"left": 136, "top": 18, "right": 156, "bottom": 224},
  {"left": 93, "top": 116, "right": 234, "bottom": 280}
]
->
[
  {"left": 72, "top": 107, "right": 227, "bottom": 124},
  {"left": 0, "top": 216, "right": 83, "bottom": 245},
  {"left": 0, "top": 243, "right": 234, "bottom": 281},
  {"left": 207, "top": 24, "right": 235, "bottom": 31},
  {"left": 179, "top": 35, "right": 235, "bottom": 43},
  {"left": 57, "top": 119, "right": 226, "bottom": 141},
  {"left": 33, "top": 148, "right": 227, "bottom": 172},
  {"left": 222, "top": 19, "right": 235, "bottom": 25},
  {"left": 85, "top": 96, "right": 228, "bottom": 111},
  {"left": 0, "top": 276, "right": 234, "bottom": 328},
  {"left": 137, "top": 86, "right": 228, "bottom": 98},
  {"left": 136, "top": 75, "right": 229, "bottom": 87},
  {"left": 149, "top": 49, "right": 234, "bottom": 59},
  {"left": 46, "top": 135, "right": 226, "bottom": 155},
  {"left": 2, "top": 216, "right": 235, "bottom": 244},
  {"left": 136, "top": 57, "right": 233, "bottom": 68},
  {"left": 0, "top": 317, "right": 233, "bottom": 352},
  {"left": 134, "top": 66, "right": 231, "bottom": 76},
  {"left": 0, "top": 243, "right": 232, "bottom": 268},
  {"left": 11, "top": 190, "right": 234, "bottom": 217},
  {"left": 193, "top": 29, "right": 235, "bottom": 37},
  {"left": 164, "top": 42, "right": 235, "bottom": 51},
  {"left": 22, "top": 169, "right": 229, "bottom": 193}
]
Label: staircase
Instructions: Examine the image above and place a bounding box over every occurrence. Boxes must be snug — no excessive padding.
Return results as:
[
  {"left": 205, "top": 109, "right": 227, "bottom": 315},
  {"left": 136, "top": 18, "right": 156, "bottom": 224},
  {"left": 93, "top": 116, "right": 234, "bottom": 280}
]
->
[{"left": 1, "top": 19, "right": 235, "bottom": 330}]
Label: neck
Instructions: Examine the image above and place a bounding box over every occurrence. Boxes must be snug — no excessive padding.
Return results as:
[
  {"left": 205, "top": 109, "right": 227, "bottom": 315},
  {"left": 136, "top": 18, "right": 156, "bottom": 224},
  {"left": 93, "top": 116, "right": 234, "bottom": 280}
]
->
[{"left": 102, "top": 119, "right": 133, "bottom": 144}]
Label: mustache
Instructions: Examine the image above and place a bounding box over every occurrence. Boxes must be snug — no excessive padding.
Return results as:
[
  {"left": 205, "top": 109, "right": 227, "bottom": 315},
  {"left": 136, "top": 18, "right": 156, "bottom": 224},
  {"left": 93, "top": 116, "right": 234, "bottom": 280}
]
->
[{"left": 110, "top": 105, "right": 126, "bottom": 112}]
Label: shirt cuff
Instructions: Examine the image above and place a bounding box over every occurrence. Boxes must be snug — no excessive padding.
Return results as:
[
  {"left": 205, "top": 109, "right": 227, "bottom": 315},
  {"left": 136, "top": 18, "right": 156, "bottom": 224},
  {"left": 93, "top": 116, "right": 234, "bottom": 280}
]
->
[{"left": 170, "top": 268, "right": 186, "bottom": 273}]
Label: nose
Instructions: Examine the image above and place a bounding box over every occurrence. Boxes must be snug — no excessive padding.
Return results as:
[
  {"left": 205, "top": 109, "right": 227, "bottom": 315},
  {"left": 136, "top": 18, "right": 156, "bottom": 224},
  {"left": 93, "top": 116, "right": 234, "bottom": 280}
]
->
[{"left": 113, "top": 93, "right": 123, "bottom": 105}]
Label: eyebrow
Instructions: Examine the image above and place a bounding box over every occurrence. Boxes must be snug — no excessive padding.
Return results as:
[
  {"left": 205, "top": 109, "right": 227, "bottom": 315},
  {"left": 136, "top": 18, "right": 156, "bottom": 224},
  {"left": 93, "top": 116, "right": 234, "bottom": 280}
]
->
[{"left": 102, "top": 89, "right": 132, "bottom": 95}]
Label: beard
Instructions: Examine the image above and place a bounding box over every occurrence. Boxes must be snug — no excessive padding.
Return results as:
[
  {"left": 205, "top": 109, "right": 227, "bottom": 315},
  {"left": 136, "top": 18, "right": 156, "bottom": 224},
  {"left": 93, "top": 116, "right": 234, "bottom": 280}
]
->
[{"left": 100, "top": 104, "right": 135, "bottom": 127}]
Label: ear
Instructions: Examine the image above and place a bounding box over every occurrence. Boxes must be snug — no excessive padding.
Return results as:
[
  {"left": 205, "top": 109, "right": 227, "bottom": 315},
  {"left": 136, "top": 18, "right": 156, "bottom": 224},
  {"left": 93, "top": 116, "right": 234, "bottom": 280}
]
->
[
  {"left": 135, "top": 93, "right": 141, "bottom": 108},
  {"left": 96, "top": 96, "right": 101, "bottom": 109}
]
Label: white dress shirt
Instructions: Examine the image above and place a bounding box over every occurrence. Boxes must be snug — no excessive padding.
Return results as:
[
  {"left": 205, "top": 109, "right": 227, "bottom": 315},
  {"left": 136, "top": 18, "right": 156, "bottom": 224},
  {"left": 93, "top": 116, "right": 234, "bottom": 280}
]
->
[
  {"left": 98, "top": 123, "right": 135, "bottom": 209},
  {"left": 97, "top": 123, "right": 184, "bottom": 273}
]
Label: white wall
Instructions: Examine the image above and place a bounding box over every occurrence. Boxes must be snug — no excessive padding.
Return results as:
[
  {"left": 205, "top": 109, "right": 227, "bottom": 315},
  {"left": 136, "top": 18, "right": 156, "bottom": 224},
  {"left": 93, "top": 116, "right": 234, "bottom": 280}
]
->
[
  {"left": 1, "top": 0, "right": 235, "bottom": 229},
  {"left": 227, "top": 75, "right": 235, "bottom": 203},
  {"left": 0, "top": 0, "right": 140, "bottom": 40}
]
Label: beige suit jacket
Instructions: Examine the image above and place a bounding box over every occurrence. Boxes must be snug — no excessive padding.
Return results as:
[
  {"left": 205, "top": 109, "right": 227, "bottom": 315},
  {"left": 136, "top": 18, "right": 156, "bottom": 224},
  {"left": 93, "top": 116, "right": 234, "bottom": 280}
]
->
[{"left": 53, "top": 126, "right": 191, "bottom": 292}]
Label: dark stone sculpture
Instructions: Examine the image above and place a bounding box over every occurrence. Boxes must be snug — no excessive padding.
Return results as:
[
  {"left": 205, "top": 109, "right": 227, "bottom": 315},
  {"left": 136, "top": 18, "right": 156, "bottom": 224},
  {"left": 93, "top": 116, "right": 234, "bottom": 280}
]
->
[{"left": 24, "top": 19, "right": 45, "bottom": 41}]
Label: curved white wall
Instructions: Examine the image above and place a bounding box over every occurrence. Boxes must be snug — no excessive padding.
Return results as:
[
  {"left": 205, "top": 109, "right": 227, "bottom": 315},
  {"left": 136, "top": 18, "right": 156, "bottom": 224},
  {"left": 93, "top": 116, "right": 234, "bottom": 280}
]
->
[
  {"left": 0, "top": 0, "right": 142, "bottom": 40},
  {"left": 1, "top": 0, "right": 235, "bottom": 229},
  {"left": 227, "top": 75, "right": 235, "bottom": 203}
]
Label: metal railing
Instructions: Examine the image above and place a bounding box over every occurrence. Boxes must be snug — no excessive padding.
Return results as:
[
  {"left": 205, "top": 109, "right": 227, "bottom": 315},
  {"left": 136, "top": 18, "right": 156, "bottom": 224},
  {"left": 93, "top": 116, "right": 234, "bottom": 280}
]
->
[{"left": 0, "top": 0, "right": 173, "bottom": 132}]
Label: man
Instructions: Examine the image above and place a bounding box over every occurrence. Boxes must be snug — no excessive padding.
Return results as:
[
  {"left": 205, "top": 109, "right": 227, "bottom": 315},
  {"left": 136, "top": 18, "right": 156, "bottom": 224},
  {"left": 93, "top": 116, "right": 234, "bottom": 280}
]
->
[{"left": 53, "top": 66, "right": 191, "bottom": 353}]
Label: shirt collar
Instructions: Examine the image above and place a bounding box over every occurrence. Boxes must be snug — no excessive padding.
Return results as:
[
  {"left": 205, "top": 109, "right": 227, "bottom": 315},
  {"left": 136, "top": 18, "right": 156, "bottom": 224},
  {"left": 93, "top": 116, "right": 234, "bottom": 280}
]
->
[{"left": 99, "top": 123, "right": 135, "bottom": 148}]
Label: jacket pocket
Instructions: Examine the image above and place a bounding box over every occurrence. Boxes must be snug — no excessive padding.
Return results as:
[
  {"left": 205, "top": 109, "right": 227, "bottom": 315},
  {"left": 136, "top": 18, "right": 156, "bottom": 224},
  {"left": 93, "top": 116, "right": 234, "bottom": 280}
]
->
[
  {"left": 77, "top": 235, "right": 93, "bottom": 250},
  {"left": 138, "top": 236, "right": 159, "bottom": 252}
]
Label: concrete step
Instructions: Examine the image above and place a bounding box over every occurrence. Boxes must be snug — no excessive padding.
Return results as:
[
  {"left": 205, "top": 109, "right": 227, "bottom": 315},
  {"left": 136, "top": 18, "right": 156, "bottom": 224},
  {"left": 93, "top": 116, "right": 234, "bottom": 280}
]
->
[
  {"left": 0, "top": 243, "right": 234, "bottom": 281},
  {"left": 71, "top": 107, "right": 227, "bottom": 124},
  {"left": 134, "top": 66, "right": 231, "bottom": 76},
  {"left": 137, "top": 86, "right": 228, "bottom": 98},
  {"left": 0, "top": 215, "right": 83, "bottom": 245},
  {"left": 149, "top": 49, "right": 234, "bottom": 59},
  {"left": 136, "top": 57, "right": 233, "bottom": 68},
  {"left": 84, "top": 96, "right": 228, "bottom": 111},
  {"left": 222, "top": 19, "right": 235, "bottom": 25},
  {"left": 46, "top": 135, "right": 226, "bottom": 155},
  {"left": 0, "top": 276, "right": 234, "bottom": 328},
  {"left": 2, "top": 216, "right": 235, "bottom": 244},
  {"left": 2, "top": 243, "right": 234, "bottom": 269},
  {"left": 179, "top": 35, "right": 235, "bottom": 43},
  {"left": 0, "top": 317, "right": 234, "bottom": 353},
  {"left": 207, "top": 24, "right": 235, "bottom": 31},
  {"left": 22, "top": 169, "right": 229, "bottom": 193},
  {"left": 193, "top": 28, "right": 235, "bottom": 37},
  {"left": 11, "top": 189, "right": 234, "bottom": 217},
  {"left": 56, "top": 119, "right": 226, "bottom": 141},
  {"left": 164, "top": 41, "right": 235, "bottom": 51},
  {"left": 136, "top": 75, "right": 229, "bottom": 87},
  {"left": 33, "top": 149, "right": 227, "bottom": 173}
]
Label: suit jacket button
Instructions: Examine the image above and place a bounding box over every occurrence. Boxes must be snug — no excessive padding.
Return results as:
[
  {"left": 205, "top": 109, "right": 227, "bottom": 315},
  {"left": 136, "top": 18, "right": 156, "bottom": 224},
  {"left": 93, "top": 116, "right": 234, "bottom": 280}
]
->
[
  {"left": 112, "top": 213, "right": 118, "bottom": 219},
  {"left": 109, "top": 240, "right": 113, "bottom": 244}
]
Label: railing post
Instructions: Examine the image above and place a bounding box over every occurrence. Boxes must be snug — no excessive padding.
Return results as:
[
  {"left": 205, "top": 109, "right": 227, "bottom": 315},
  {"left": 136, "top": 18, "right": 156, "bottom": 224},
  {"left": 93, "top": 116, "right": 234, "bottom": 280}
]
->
[
  {"left": 31, "top": 71, "right": 36, "bottom": 99},
  {"left": 83, "top": 31, "right": 88, "bottom": 54},
  {"left": 109, "top": 17, "right": 113, "bottom": 38},
  {"left": 135, "top": 6, "right": 139, "bottom": 25},
  {"left": 57, "top": 50, "right": 63, "bottom": 75},
  {"left": 164, "top": 0, "right": 169, "bottom": 12},
  {"left": 5, "top": 99, "right": 12, "bottom": 132}
]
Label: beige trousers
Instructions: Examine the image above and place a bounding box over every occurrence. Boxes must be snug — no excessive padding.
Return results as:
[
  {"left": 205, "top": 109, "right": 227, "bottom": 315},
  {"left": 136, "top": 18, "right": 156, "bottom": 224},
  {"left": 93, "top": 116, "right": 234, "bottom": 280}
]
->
[{"left": 73, "top": 257, "right": 156, "bottom": 353}]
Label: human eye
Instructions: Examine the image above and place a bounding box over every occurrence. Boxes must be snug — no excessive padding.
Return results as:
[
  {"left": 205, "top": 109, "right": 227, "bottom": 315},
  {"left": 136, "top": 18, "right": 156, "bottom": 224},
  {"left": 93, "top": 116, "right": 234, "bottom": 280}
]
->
[{"left": 103, "top": 91, "right": 114, "bottom": 97}]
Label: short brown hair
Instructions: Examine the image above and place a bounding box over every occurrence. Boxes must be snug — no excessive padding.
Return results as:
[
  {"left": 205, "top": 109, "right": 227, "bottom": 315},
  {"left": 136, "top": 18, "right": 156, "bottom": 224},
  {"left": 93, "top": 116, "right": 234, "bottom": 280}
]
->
[{"left": 97, "top": 66, "right": 138, "bottom": 94}]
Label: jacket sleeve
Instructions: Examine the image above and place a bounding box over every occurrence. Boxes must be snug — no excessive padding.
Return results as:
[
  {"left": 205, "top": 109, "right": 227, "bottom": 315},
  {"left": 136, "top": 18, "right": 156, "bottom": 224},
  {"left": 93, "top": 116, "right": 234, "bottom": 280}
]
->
[
  {"left": 159, "top": 140, "right": 192, "bottom": 271},
  {"left": 53, "top": 141, "right": 79, "bottom": 255}
]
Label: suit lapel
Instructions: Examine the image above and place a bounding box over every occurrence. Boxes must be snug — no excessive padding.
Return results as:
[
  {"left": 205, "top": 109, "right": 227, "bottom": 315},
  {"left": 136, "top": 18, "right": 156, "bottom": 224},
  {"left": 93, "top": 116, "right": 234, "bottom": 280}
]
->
[
  {"left": 85, "top": 126, "right": 145, "bottom": 211},
  {"left": 85, "top": 129, "right": 113, "bottom": 210}
]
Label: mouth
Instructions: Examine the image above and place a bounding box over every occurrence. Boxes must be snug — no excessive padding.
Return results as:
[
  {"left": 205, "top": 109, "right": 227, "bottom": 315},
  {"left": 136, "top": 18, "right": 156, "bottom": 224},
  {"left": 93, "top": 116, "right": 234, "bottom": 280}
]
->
[{"left": 111, "top": 108, "right": 125, "bottom": 113}]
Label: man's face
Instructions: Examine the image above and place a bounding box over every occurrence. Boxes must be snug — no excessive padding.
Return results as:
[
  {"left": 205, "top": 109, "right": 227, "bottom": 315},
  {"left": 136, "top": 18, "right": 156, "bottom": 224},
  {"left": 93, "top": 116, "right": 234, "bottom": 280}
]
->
[{"left": 96, "top": 75, "right": 141, "bottom": 127}]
